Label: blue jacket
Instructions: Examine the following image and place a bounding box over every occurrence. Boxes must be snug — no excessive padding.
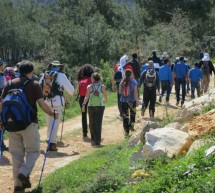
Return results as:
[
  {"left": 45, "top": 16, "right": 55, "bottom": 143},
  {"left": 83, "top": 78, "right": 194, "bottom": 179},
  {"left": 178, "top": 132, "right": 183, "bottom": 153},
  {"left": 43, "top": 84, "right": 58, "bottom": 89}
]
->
[
  {"left": 174, "top": 61, "right": 189, "bottom": 79},
  {"left": 159, "top": 65, "right": 173, "bottom": 83},
  {"left": 189, "top": 67, "right": 203, "bottom": 82}
]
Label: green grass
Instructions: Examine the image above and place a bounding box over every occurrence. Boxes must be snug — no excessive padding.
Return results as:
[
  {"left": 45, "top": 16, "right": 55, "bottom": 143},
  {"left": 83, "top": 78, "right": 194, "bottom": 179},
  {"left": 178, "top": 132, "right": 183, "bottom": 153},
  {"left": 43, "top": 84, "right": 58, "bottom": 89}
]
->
[
  {"left": 31, "top": 136, "right": 215, "bottom": 193},
  {"left": 31, "top": 141, "right": 139, "bottom": 193}
]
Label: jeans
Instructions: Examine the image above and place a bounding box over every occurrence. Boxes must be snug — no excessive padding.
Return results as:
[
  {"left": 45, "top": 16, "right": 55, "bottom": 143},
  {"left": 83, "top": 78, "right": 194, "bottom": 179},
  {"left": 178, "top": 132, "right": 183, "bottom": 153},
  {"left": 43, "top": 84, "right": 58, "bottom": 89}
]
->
[
  {"left": 143, "top": 86, "right": 156, "bottom": 114},
  {"left": 160, "top": 80, "right": 171, "bottom": 102},
  {"left": 175, "top": 78, "right": 186, "bottom": 102},
  {"left": 79, "top": 96, "right": 89, "bottom": 135},
  {"left": 191, "top": 81, "right": 200, "bottom": 99},
  {"left": 88, "top": 106, "right": 105, "bottom": 144},
  {"left": 121, "top": 102, "right": 136, "bottom": 134}
]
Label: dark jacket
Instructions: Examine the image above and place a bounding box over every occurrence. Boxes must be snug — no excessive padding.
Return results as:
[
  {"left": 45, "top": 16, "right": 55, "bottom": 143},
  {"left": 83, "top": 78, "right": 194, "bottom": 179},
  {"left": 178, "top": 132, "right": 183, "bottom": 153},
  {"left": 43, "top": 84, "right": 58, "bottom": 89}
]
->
[
  {"left": 128, "top": 59, "right": 141, "bottom": 79},
  {"left": 199, "top": 60, "right": 215, "bottom": 75}
]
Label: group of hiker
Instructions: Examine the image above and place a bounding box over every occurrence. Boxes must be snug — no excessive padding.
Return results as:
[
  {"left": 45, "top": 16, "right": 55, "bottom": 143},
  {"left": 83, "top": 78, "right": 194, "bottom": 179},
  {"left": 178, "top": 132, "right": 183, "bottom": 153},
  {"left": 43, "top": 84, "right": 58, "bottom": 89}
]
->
[
  {"left": 112, "top": 50, "right": 215, "bottom": 135},
  {"left": 0, "top": 49, "right": 214, "bottom": 192}
]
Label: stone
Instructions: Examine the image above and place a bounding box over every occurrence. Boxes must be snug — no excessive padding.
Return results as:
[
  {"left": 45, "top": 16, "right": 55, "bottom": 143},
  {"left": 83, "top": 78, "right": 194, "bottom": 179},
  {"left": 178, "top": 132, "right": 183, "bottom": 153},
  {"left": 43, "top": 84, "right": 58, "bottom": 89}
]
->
[{"left": 164, "top": 122, "right": 183, "bottom": 130}]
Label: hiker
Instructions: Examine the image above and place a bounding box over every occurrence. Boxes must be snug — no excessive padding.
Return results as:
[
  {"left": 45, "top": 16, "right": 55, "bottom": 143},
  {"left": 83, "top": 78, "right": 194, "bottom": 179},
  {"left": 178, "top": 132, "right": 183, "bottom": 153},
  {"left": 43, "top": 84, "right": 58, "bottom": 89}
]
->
[
  {"left": 1, "top": 60, "right": 58, "bottom": 193},
  {"left": 189, "top": 62, "right": 203, "bottom": 99},
  {"left": 112, "top": 63, "right": 123, "bottom": 119},
  {"left": 139, "top": 60, "right": 160, "bottom": 119},
  {"left": 199, "top": 53, "right": 215, "bottom": 94},
  {"left": 119, "top": 55, "right": 129, "bottom": 78},
  {"left": 128, "top": 53, "right": 141, "bottom": 85},
  {"left": 158, "top": 58, "right": 173, "bottom": 104},
  {"left": 0, "top": 59, "right": 8, "bottom": 152},
  {"left": 82, "top": 72, "right": 107, "bottom": 146},
  {"left": 119, "top": 69, "right": 140, "bottom": 136},
  {"left": 152, "top": 50, "right": 162, "bottom": 72},
  {"left": 77, "top": 64, "right": 95, "bottom": 138},
  {"left": 141, "top": 57, "right": 154, "bottom": 74},
  {"left": 173, "top": 56, "right": 189, "bottom": 107},
  {"left": 161, "top": 52, "right": 169, "bottom": 63},
  {"left": 4, "top": 67, "right": 15, "bottom": 81},
  {"left": 184, "top": 58, "right": 191, "bottom": 94},
  {"left": 39, "top": 60, "right": 74, "bottom": 151}
]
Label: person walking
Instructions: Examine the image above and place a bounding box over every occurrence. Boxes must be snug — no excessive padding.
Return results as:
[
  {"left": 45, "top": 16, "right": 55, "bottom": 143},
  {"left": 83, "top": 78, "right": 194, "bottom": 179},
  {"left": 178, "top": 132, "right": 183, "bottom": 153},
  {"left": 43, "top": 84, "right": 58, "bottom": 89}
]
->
[
  {"left": 119, "top": 69, "right": 140, "bottom": 136},
  {"left": 77, "top": 64, "right": 95, "bottom": 138},
  {"left": 159, "top": 58, "right": 173, "bottom": 104},
  {"left": 189, "top": 62, "right": 203, "bottom": 99},
  {"left": 199, "top": 53, "right": 215, "bottom": 94},
  {"left": 139, "top": 60, "right": 160, "bottom": 118},
  {"left": 82, "top": 72, "right": 107, "bottom": 146},
  {"left": 1, "top": 61, "right": 58, "bottom": 193},
  {"left": 112, "top": 63, "right": 123, "bottom": 119},
  {"left": 39, "top": 60, "right": 74, "bottom": 151},
  {"left": 152, "top": 50, "right": 162, "bottom": 72},
  {"left": 173, "top": 56, "right": 189, "bottom": 107}
]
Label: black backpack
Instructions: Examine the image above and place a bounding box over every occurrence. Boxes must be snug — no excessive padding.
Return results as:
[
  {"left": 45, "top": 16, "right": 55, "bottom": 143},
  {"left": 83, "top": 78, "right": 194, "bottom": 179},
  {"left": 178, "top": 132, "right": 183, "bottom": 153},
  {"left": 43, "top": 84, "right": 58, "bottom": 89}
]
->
[{"left": 145, "top": 69, "right": 156, "bottom": 87}]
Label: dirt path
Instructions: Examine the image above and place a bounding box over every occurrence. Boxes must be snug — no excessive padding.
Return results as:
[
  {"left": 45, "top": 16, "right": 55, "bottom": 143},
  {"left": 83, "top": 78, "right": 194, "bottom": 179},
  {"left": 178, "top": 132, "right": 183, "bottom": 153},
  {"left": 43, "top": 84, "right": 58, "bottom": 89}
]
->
[{"left": 0, "top": 93, "right": 184, "bottom": 193}]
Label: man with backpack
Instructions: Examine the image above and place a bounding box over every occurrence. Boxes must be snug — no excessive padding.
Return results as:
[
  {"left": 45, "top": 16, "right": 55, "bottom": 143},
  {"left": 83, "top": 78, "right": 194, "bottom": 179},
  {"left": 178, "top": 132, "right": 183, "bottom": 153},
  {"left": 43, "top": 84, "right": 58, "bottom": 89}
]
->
[
  {"left": 1, "top": 61, "right": 58, "bottom": 193},
  {"left": 199, "top": 53, "right": 215, "bottom": 94},
  {"left": 173, "top": 56, "right": 189, "bottom": 107},
  {"left": 152, "top": 50, "right": 162, "bottom": 72},
  {"left": 139, "top": 60, "right": 160, "bottom": 119},
  {"left": 128, "top": 53, "right": 141, "bottom": 83},
  {"left": 39, "top": 60, "right": 74, "bottom": 151}
]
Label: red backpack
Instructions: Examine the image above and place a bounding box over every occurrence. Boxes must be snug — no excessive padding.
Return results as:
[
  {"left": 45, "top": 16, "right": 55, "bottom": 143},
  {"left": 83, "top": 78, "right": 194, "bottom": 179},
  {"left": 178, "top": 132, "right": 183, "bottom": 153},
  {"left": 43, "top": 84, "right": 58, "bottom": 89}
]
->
[{"left": 79, "top": 77, "right": 92, "bottom": 96}]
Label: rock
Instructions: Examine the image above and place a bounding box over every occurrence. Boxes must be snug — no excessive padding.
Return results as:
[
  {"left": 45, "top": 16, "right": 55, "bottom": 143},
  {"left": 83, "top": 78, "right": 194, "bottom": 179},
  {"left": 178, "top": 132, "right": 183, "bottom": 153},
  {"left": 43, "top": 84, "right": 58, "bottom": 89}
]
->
[
  {"left": 130, "top": 146, "right": 144, "bottom": 164},
  {"left": 180, "top": 124, "right": 188, "bottom": 132},
  {"left": 142, "top": 127, "right": 192, "bottom": 158},
  {"left": 164, "top": 122, "right": 183, "bottom": 130},
  {"left": 128, "top": 129, "right": 142, "bottom": 148},
  {"left": 205, "top": 146, "right": 215, "bottom": 158},
  {"left": 186, "top": 139, "right": 209, "bottom": 156}
]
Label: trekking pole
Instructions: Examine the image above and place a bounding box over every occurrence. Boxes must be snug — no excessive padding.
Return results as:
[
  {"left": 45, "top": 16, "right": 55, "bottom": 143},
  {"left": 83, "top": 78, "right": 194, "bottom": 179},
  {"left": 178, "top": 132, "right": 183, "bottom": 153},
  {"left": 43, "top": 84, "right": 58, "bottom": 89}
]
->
[
  {"left": 38, "top": 119, "right": 56, "bottom": 188},
  {"left": 60, "top": 105, "right": 66, "bottom": 141},
  {"left": 0, "top": 128, "right": 4, "bottom": 159}
]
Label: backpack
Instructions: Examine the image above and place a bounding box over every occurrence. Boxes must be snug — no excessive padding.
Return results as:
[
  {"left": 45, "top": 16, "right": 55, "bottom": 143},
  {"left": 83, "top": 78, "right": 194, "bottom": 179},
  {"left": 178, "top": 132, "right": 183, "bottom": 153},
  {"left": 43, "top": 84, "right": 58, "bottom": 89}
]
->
[
  {"left": 1, "top": 79, "right": 35, "bottom": 132},
  {"left": 201, "top": 61, "right": 210, "bottom": 76},
  {"left": 114, "top": 69, "right": 122, "bottom": 81},
  {"left": 41, "top": 71, "right": 63, "bottom": 98},
  {"left": 145, "top": 69, "right": 156, "bottom": 87},
  {"left": 79, "top": 77, "right": 91, "bottom": 96},
  {"left": 89, "top": 84, "right": 103, "bottom": 106}
]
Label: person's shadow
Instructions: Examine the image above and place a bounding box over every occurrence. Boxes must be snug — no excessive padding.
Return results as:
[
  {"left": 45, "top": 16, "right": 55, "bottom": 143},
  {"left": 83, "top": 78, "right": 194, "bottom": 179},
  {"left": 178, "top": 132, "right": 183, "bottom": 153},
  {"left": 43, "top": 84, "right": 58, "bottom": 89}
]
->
[
  {"left": 40, "top": 149, "right": 79, "bottom": 158},
  {"left": 0, "top": 155, "right": 11, "bottom": 166}
]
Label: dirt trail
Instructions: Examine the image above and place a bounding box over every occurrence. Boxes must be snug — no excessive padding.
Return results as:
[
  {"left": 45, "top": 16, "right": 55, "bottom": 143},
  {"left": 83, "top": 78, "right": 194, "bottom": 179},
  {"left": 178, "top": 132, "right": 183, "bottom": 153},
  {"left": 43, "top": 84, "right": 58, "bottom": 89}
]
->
[{"left": 0, "top": 93, "right": 183, "bottom": 193}]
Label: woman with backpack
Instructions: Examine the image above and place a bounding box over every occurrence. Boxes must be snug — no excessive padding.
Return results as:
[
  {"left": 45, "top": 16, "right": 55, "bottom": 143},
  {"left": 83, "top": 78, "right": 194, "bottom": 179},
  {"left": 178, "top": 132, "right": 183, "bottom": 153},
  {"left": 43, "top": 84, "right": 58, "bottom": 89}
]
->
[
  {"left": 82, "top": 72, "right": 107, "bottom": 146},
  {"left": 119, "top": 69, "right": 140, "bottom": 137},
  {"left": 77, "top": 64, "right": 95, "bottom": 138}
]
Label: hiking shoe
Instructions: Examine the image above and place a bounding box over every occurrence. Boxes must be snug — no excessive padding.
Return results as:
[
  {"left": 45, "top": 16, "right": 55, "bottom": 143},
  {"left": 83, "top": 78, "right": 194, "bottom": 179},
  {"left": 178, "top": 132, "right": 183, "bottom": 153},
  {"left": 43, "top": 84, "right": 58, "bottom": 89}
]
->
[
  {"left": 141, "top": 107, "right": 145, "bottom": 116},
  {"left": 159, "top": 96, "right": 162, "bottom": 103},
  {"left": 13, "top": 186, "right": 24, "bottom": 193},
  {"left": 176, "top": 101, "right": 179, "bottom": 106},
  {"left": 181, "top": 101, "right": 184, "bottom": 107},
  {"left": 48, "top": 143, "right": 58, "bottom": 151},
  {"left": 18, "top": 173, "right": 31, "bottom": 189},
  {"left": 83, "top": 133, "right": 88, "bottom": 138}
]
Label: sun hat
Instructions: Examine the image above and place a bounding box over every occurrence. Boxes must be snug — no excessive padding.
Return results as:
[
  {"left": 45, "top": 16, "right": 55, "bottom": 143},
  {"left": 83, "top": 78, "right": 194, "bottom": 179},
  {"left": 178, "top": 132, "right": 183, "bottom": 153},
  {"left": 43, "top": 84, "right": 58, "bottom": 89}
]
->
[
  {"left": 202, "top": 53, "right": 210, "bottom": 62},
  {"left": 51, "top": 60, "right": 62, "bottom": 66}
]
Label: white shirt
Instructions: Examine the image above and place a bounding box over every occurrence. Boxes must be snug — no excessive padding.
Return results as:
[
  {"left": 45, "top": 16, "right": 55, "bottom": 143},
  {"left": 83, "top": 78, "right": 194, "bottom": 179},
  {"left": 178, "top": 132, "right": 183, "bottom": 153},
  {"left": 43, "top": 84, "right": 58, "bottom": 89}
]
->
[{"left": 39, "top": 72, "right": 74, "bottom": 106}]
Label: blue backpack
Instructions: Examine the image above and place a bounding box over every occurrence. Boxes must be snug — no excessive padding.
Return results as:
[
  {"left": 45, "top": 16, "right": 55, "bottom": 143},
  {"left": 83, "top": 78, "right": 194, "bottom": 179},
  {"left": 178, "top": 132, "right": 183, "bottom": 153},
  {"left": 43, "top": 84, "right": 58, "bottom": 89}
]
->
[{"left": 1, "top": 79, "right": 35, "bottom": 132}]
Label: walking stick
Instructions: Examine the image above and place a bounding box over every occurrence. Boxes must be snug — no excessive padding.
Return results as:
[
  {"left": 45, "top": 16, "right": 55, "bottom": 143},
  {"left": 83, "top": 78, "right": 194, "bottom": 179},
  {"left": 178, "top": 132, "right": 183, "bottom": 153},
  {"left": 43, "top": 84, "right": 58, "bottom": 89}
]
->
[
  {"left": 60, "top": 105, "right": 66, "bottom": 141},
  {"left": 0, "top": 128, "right": 4, "bottom": 159},
  {"left": 38, "top": 119, "right": 56, "bottom": 188}
]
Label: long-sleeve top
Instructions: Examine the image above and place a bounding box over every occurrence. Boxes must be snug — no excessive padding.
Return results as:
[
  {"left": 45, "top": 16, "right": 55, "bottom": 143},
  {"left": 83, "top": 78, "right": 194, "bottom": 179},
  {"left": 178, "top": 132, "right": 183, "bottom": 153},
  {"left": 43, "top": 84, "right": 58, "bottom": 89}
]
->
[
  {"left": 174, "top": 61, "right": 189, "bottom": 79},
  {"left": 159, "top": 64, "right": 173, "bottom": 84},
  {"left": 189, "top": 67, "right": 203, "bottom": 82}
]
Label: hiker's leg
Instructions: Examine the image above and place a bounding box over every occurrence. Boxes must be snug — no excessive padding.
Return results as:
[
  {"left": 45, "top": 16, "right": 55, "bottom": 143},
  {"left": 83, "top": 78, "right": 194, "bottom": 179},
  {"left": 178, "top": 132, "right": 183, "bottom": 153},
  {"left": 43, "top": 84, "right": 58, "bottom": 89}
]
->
[
  {"left": 166, "top": 81, "right": 171, "bottom": 102},
  {"left": 181, "top": 79, "right": 186, "bottom": 102},
  {"left": 46, "top": 106, "right": 63, "bottom": 144},
  {"left": 160, "top": 80, "right": 166, "bottom": 97},
  {"left": 205, "top": 75, "right": 210, "bottom": 93},
  {"left": 88, "top": 106, "right": 95, "bottom": 141},
  {"left": 197, "top": 82, "right": 201, "bottom": 97},
  {"left": 149, "top": 88, "right": 156, "bottom": 116},
  {"left": 130, "top": 102, "right": 136, "bottom": 129},
  {"left": 79, "top": 96, "right": 88, "bottom": 136},
  {"left": 19, "top": 123, "right": 40, "bottom": 177},
  {"left": 116, "top": 85, "right": 123, "bottom": 117},
  {"left": 201, "top": 77, "right": 206, "bottom": 94},
  {"left": 143, "top": 87, "right": 150, "bottom": 110},
  {"left": 94, "top": 107, "right": 105, "bottom": 144},
  {"left": 191, "top": 81, "right": 195, "bottom": 99},
  {"left": 121, "top": 102, "right": 129, "bottom": 133},
  {"left": 175, "top": 78, "right": 180, "bottom": 102},
  {"left": 8, "top": 132, "right": 25, "bottom": 187}
]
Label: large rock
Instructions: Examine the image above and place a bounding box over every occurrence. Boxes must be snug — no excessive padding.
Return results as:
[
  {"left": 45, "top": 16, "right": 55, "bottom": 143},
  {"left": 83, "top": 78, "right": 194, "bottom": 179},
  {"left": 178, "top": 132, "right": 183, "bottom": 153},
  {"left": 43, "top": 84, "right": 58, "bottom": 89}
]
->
[
  {"left": 164, "top": 122, "right": 183, "bottom": 130},
  {"left": 174, "top": 88, "right": 215, "bottom": 122},
  {"left": 128, "top": 121, "right": 161, "bottom": 147},
  {"left": 142, "top": 127, "right": 192, "bottom": 158},
  {"left": 186, "top": 139, "right": 209, "bottom": 156}
]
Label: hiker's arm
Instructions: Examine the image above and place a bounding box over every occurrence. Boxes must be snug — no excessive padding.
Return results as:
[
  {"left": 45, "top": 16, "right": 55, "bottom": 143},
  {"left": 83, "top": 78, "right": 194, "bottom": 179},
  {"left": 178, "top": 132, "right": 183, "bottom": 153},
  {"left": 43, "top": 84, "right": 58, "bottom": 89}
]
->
[
  {"left": 119, "top": 83, "right": 122, "bottom": 94},
  {"left": 111, "top": 73, "right": 116, "bottom": 92},
  {"left": 102, "top": 86, "right": 107, "bottom": 103},
  {"left": 134, "top": 85, "right": 140, "bottom": 107},
  {"left": 82, "top": 86, "right": 91, "bottom": 112},
  {"left": 37, "top": 98, "right": 59, "bottom": 119},
  {"left": 61, "top": 74, "right": 74, "bottom": 96}
]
